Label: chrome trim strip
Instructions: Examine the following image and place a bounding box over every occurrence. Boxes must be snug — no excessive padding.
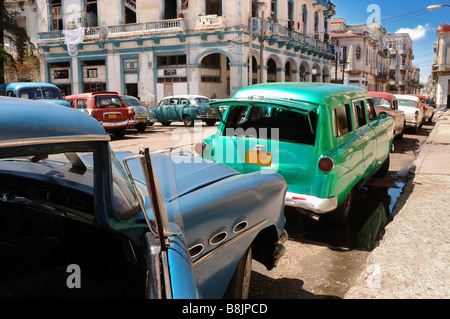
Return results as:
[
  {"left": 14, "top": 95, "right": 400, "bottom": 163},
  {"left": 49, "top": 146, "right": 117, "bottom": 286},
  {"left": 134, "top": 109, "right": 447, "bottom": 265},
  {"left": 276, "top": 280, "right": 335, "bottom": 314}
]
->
[
  {"left": 0, "top": 135, "right": 110, "bottom": 148},
  {"left": 192, "top": 219, "right": 268, "bottom": 268}
]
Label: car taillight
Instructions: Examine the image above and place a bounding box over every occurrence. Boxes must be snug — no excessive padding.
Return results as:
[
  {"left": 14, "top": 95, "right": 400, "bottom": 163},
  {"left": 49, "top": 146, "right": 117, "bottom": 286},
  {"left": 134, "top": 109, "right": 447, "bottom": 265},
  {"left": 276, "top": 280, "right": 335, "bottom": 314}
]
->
[
  {"left": 318, "top": 157, "right": 334, "bottom": 173},
  {"left": 414, "top": 111, "right": 418, "bottom": 120},
  {"left": 129, "top": 108, "right": 135, "bottom": 117},
  {"left": 194, "top": 141, "right": 206, "bottom": 155}
]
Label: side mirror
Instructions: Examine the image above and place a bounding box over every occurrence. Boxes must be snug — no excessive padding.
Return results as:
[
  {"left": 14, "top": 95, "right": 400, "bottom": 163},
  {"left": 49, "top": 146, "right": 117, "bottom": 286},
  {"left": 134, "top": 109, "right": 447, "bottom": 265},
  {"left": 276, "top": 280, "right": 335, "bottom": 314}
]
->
[{"left": 377, "top": 111, "right": 389, "bottom": 119}]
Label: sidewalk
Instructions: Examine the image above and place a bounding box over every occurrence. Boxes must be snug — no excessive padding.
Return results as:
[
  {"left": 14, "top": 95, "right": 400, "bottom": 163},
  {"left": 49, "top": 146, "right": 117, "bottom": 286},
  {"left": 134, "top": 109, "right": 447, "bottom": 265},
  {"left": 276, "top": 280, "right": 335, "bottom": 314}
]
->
[{"left": 344, "top": 120, "right": 450, "bottom": 299}]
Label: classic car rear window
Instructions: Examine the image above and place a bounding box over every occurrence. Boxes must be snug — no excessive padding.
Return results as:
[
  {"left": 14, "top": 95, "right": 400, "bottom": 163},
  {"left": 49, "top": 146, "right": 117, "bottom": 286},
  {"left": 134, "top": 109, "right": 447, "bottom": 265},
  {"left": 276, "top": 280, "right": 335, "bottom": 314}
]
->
[
  {"left": 95, "top": 95, "right": 124, "bottom": 108},
  {"left": 373, "top": 97, "right": 391, "bottom": 111},
  {"left": 224, "top": 105, "right": 316, "bottom": 145},
  {"left": 397, "top": 100, "right": 418, "bottom": 107}
]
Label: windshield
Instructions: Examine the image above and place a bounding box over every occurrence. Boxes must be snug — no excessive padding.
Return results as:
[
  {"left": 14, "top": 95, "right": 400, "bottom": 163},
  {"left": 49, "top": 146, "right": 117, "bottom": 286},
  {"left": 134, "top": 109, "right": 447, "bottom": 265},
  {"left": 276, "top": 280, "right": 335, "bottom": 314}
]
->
[
  {"left": 223, "top": 104, "right": 317, "bottom": 145},
  {"left": 373, "top": 97, "right": 391, "bottom": 110},
  {"left": 109, "top": 147, "right": 140, "bottom": 217},
  {"left": 123, "top": 97, "right": 143, "bottom": 107},
  {"left": 398, "top": 100, "right": 418, "bottom": 107},
  {"left": 194, "top": 97, "right": 210, "bottom": 104},
  {"left": 18, "top": 87, "right": 63, "bottom": 100}
]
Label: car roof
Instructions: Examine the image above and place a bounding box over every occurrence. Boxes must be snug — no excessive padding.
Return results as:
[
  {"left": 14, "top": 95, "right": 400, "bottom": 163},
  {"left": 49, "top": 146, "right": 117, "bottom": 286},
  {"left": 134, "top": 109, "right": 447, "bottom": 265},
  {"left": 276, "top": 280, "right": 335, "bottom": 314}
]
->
[
  {"left": 394, "top": 94, "right": 419, "bottom": 102},
  {"left": 0, "top": 96, "right": 109, "bottom": 149},
  {"left": 233, "top": 82, "right": 369, "bottom": 106},
  {"left": 0, "top": 82, "right": 61, "bottom": 90},
  {"left": 162, "top": 95, "right": 209, "bottom": 99},
  {"left": 65, "top": 91, "right": 120, "bottom": 99},
  {"left": 368, "top": 91, "right": 396, "bottom": 101}
]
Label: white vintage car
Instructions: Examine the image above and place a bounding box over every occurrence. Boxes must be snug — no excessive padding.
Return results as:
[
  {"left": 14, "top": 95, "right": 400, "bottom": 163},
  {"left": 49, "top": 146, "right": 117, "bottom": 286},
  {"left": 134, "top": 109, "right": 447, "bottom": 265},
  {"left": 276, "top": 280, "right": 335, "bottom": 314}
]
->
[{"left": 395, "top": 94, "right": 424, "bottom": 133}]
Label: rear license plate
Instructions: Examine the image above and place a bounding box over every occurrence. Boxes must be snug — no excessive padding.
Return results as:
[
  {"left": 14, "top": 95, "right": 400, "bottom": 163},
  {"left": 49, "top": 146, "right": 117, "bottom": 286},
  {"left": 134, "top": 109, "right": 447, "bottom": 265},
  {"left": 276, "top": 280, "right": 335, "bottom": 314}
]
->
[
  {"left": 246, "top": 150, "right": 272, "bottom": 166},
  {"left": 211, "top": 109, "right": 216, "bottom": 114},
  {"left": 137, "top": 118, "right": 146, "bottom": 123},
  {"left": 108, "top": 114, "right": 118, "bottom": 119}
]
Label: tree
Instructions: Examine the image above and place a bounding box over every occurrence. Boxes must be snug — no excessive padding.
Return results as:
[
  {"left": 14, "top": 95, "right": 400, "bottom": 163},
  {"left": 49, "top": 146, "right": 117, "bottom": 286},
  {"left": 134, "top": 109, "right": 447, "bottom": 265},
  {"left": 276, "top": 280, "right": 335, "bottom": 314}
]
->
[{"left": 0, "top": 0, "right": 32, "bottom": 84}]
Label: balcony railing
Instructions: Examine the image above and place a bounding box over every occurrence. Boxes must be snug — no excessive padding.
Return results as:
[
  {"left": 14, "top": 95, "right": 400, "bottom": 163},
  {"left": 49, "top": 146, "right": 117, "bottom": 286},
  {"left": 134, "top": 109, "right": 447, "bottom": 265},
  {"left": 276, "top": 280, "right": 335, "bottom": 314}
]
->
[{"left": 37, "top": 18, "right": 186, "bottom": 42}]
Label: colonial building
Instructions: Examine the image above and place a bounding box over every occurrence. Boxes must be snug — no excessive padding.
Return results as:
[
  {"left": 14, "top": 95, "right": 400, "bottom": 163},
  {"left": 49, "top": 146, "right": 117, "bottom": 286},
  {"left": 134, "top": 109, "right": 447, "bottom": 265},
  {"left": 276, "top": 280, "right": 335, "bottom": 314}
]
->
[
  {"left": 387, "top": 33, "right": 418, "bottom": 94},
  {"left": 32, "top": 0, "right": 335, "bottom": 106},
  {"left": 431, "top": 24, "right": 450, "bottom": 110},
  {"left": 329, "top": 18, "right": 390, "bottom": 91}
]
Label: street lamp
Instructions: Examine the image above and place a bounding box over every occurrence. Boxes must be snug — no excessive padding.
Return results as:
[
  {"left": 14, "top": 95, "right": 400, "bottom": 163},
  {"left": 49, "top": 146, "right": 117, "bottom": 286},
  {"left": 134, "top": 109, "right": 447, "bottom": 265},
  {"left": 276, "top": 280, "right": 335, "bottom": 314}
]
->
[{"left": 427, "top": 4, "right": 450, "bottom": 11}]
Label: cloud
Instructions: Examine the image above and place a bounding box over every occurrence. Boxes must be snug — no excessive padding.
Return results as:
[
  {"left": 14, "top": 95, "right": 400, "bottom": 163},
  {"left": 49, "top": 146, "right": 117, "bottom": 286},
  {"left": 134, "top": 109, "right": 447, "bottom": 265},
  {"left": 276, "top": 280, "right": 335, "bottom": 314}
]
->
[{"left": 395, "top": 24, "right": 431, "bottom": 41}]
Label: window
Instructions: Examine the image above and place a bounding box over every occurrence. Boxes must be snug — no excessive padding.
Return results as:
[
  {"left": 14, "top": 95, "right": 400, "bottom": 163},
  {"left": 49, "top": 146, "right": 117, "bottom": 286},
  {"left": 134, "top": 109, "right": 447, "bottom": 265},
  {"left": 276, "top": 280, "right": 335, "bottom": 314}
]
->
[
  {"left": 77, "top": 99, "right": 88, "bottom": 109},
  {"left": 157, "top": 55, "right": 186, "bottom": 67},
  {"left": 51, "top": 0, "right": 62, "bottom": 30},
  {"left": 87, "top": 68, "right": 98, "bottom": 78},
  {"left": 334, "top": 104, "right": 352, "bottom": 137},
  {"left": 95, "top": 95, "right": 124, "bottom": 108},
  {"left": 206, "top": 0, "right": 222, "bottom": 16},
  {"left": 54, "top": 70, "right": 69, "bottom": 79},
  {"left": 353, "top": 100, "right": 367, "bottom": 128},
  {"left": 356, "top": 46, "right": 361, "bottom": 60},
  {"left": 367, "top": 99, "right": 377, "bottom": 121},
  {"left": 180, "top": 99, "right": 189, "bottom": 104}
]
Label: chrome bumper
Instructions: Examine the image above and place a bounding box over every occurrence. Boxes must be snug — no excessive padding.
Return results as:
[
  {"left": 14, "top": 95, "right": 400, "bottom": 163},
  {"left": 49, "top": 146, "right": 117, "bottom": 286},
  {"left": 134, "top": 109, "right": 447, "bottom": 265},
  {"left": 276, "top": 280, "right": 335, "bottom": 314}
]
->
[
  {"left": 102, "top": 120, "right": 136, "bottom": 129},
  {"left": 197, "top": 114, "right": 220, "bottom": 120},
  {"left": 285, "top": 192, "right": 338, "bottom": 214}
]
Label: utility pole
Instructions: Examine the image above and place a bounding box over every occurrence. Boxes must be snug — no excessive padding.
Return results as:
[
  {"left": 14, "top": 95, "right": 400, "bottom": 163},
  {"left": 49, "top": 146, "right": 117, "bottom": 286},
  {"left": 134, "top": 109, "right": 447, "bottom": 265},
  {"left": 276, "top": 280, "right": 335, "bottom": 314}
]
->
[
  {"left": 248, "top": 0, "right": 253, "bottom": 86},
  {"left": 260, "top": 10, "right": 264, "bottom": 84}
]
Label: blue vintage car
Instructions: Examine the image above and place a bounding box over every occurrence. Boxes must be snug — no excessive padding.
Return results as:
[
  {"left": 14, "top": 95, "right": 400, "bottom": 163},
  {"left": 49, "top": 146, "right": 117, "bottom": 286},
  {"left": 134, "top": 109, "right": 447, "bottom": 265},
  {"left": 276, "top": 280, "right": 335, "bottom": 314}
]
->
[
  {"left": 0, "top": 82, "right": 71, "bottom": 107},
  {"left": 0, "top": 96, "right": 287, "bottom": 299}
]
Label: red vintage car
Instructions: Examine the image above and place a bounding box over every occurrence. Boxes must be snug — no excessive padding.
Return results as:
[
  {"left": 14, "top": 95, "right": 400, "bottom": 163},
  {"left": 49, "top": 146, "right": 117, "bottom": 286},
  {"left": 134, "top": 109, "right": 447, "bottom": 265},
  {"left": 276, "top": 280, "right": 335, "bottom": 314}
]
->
[
  {"left": 409, "top": 94, "right": 434, "bottom": 123},
  {"left": 369, "top": 91, "right": 406, "bottom": 139}
]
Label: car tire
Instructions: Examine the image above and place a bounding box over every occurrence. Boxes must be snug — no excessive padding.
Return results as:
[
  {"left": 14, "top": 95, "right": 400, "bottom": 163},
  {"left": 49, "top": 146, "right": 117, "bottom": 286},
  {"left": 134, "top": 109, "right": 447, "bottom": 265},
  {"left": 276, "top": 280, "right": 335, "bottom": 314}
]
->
[
  {"left": 205, "top": 120, "right": 216, "bottom": 126},
  {"left": 136, "top": 123, "right": 147, "bottom": 133},
  {"left": 161, "top": 122, "right": 171, "bottom": 126},
  {"left": 113, "top": 128, "right": 126, "bottom": 139},
  {"left": 223, "top": 246, "right": 252, "bottom": 299},
  {"left": 327, "top": 188, "right": 353, "bottom": 224},
  {"left": 183, "top": 115, "right": 194, "bottom": 127}
]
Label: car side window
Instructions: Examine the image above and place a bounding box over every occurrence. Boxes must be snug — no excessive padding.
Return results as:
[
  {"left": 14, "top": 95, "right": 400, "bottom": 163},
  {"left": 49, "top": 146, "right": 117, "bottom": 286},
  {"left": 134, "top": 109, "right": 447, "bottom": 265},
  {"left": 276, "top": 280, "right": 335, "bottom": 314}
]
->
[
  {"left": 334, "top": 104, "right": 352, "bottom": 137},
  {"left": 393, "top": 100, "right": 398, "bottom": 110},
  {"left": 352, "top": 100, "right": 367, "bottom": 128},
  {"left": 180, "top": 99, "right": 189, "bottom": 104},
  {"left": 169, "top": 98, "right": 179, "bottom": 105},
  {"left": 366, "top": 99, "right": 377, "bottom": 122},
  {"left": 158, "top": 99, "right": 168, "bottom": 106},
  {"left": 77, "top": 99, "right": 87, "bottom": 109}
]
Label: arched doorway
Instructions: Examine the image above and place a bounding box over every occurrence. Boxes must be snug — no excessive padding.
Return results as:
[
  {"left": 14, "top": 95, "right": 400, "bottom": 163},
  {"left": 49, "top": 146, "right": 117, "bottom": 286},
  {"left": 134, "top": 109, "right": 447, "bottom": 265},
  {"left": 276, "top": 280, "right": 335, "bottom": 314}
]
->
[
  {"left": 285, "top": 60, "right": 296, "bottom": 82},
  {"left": 248, "top": 55, "right": 259, "bottom": 85},
  {"left": 267, "top": 58, "right": 277, "bottom": 83},
  {"left": 198, "top": 52, "right": 230, "bottom": 99},
  {"left": 299, "top": 62, "right": 309, "bottom": 82},
  {"left": 311, "top": 65, "right": 321, "bottom": 82}
]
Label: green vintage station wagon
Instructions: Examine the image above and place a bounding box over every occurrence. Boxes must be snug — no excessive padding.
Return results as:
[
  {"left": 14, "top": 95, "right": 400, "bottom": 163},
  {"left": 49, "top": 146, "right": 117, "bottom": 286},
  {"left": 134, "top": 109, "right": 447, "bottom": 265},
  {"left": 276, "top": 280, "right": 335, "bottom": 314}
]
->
[{"left": 197, "top": 83, "right": 394, "bottom": 222}]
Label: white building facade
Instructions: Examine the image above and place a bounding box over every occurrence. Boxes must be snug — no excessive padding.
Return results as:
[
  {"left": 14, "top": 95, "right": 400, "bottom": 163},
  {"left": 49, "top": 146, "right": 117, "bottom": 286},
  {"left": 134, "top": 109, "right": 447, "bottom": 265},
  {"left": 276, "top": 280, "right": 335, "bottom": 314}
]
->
[
  {"left": 431, "top": 24, "right": 450, "bottom": 110},
  {"left": 35, "top": 0, "right": 335, "bottom": 106}
]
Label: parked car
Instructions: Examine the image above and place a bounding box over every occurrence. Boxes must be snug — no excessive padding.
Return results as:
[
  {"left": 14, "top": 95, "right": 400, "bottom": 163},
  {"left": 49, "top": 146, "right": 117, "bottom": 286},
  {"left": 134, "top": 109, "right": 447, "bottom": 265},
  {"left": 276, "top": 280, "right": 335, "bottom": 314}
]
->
[
  {"left": 394, "top": 94, "right": 424, "bottom": 133},
  {"left": 122, "top": 95, "right": 157, "bottom": 133},
  {"left": 0, "top": 82, "right": 70, "bottom": 107},
  {"left": 409, "top": 94, "right": 434, "bottom": 123},
  {"left": 368, "top": 91, "right": 406, "bottom": 139},
  {"left": 0, "top": 96, "right": 287, "bottom": 299},
  {"left": 65, "top": 91, "right": 136, "bottom": 138},
  {"left": 155, "top": 95, "right": 220, "bottom": 127},
  {"left": 197, "top": 83, "right": 394, "bottom": 222}
]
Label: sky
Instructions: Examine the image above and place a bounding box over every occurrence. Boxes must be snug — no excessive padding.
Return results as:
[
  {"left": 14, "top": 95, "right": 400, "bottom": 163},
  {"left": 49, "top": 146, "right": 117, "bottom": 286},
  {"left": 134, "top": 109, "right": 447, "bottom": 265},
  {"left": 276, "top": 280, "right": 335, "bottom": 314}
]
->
[{"left": 332, "top": 0, "right": 450, "bottom": 84}]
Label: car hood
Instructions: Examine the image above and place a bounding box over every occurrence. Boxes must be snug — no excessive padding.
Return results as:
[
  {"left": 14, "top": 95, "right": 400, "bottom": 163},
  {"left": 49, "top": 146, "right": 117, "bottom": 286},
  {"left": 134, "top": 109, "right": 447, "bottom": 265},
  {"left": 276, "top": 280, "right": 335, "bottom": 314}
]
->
[{"left": 115, "top": 152, "right": 240, "bottom": 201}]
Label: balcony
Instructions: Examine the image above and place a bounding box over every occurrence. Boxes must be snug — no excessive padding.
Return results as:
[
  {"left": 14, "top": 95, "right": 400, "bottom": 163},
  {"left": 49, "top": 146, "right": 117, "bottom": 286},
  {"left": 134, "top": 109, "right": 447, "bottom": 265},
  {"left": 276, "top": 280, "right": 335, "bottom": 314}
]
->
[
  {"left": 37, "top": 18, "right": 186, "bottom": 43},
  {"left": 256, "top": 18, "right": 331, "bottom": 55},
  {"left": 194, "top": 14, "right": 225, "bottom": 30}
]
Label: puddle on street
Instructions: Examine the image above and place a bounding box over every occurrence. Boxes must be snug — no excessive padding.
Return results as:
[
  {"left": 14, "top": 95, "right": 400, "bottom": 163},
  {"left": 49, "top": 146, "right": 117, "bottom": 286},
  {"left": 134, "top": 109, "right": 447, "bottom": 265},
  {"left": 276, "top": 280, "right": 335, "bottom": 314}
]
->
[{"left": 285, "top": 169, "right": 409, "bottom": 251}]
